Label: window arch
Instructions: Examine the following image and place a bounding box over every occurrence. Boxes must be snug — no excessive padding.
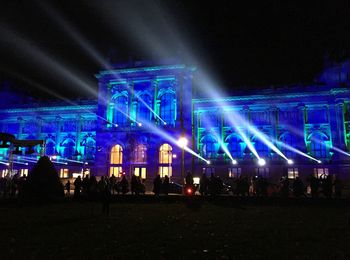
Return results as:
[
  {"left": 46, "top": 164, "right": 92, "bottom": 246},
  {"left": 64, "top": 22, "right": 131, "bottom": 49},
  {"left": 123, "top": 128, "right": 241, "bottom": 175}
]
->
[
  {"left": 137, "top": 94, "right": 152, "bottom": 122},
  {"left": 201, "top": 134, "right": 218, "bottom": 159},
  {"left": 159, "top": 143, "right": 172, "bottom": 178},
  {"left": 110, "top": 144, "right": 123, "bottom": 164},
  {"left": 45, "top": 139, "right": 56, "bottom": 156},
  {"left": 61, "top": 138, "right": 75, "bottom": 159},
  {"left": 159, "top": 92, "right": 176, "bottom": 125},
  {"left": 84, "top": 138, "right": 96, "bottom": 161},
  {"left": 159, "top": 143, "right": 172, "bottom": 164},
  {"left": 225, "top": 134, "right": 242, "bottom": 158},
  {"left": 308, "top": 132, "right": 329, "bottom": 159},
  {"left": 279, "top": 132, "right": 296, "bottom": 158},
  {"left": 134, "top": 144, "right": 147, "bottom": 163},
  {"left": 112, "top": 95, "right": 128, "bottom": 126}
]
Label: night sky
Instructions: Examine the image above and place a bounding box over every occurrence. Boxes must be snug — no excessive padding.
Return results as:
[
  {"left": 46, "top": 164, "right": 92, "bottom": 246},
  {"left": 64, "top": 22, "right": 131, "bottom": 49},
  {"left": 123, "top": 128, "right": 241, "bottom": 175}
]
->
[{"left": 0, "top": 0, "right": 350, "bottom": 99}]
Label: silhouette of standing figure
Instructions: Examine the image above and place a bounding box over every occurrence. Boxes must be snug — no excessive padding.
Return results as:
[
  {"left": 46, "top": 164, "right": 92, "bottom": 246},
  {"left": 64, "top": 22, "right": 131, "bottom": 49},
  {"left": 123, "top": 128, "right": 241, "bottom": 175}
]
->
[{"left": 153, "top": 174, "right": 162, "bottom": 195}]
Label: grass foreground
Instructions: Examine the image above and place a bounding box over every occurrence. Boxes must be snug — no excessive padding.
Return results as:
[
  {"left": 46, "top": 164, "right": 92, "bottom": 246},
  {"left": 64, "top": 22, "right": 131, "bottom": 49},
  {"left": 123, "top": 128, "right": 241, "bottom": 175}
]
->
[{"left": 0, "top": 197, "right": 349, "bottom": 259}]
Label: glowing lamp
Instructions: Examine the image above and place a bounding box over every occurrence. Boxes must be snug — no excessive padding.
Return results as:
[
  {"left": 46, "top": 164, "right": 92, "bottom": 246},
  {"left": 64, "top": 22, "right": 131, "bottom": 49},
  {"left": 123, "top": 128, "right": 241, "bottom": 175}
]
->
[
  {"left": 51, "top": 155, "right": 57, "bottom": 160},
  {"left": 172, "top": 154, "right": 177, "bottom": 158},
  {"left": 287, "top": 159, "right": 294, "bottom": 165},
  {"left": 317, "top": 160, "right": 322, "bottom": 164},
  {"left": 65, "top": 162, "right": 68, "bottom": 165},
  {"left": 84, "top": 162, "right": 88, "bottom": 165},
  {"left": 186, "top": 187, "right": 193, "bottom": 195},
  {"left": 25, "top": 163, "right": 29, "bottom": 165},
  {"left": 114, "top": 124, "right": 118, "bottom": 127},
  {"left": 207, "top": 160, "right": 211, "bottom": 165},
  {"left": 164, "top": 122, "right": 167, "bottom": 125},
  {"left": 258, "top": 158, "right": 266, "bottom": 166},
  {"left": 231, "top": 159, "right": 238, "bottom": 165},
  {"left": 177, "top": 137, "right": 188, "bottom": 148},
  {"left": 138, "top": 122, "right": 142, "bottom": 127}
]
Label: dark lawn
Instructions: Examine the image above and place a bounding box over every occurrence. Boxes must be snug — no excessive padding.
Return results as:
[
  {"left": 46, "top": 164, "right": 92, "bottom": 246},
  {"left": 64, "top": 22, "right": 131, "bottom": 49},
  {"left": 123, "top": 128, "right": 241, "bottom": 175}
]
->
[{"left": 0, "top": 198, "right": 349, "bottom": 260}]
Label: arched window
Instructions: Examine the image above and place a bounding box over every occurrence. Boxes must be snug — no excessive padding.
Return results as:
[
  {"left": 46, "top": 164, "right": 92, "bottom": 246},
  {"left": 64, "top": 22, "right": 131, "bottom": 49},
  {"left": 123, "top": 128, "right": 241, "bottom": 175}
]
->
[
  {"left": 45, "top": 139, "right": 56, "bottom": 156},
  {"left": 226, "top": 134, "right": 242, "bottom": 158},
  {"left": 159, "top": 143, "right": 172, "bottom": 178},
  {"left": 110, "top": 144, "right": 123, "bottom": 177},
  {"left": 309, "top": 132, "right": 328, "bottom": 159},
  {"left": 201, "top": 134, "right": 218, "bottom": 159},
  {"left": 134, "top": 144, "right": 147, "bottom": 163},
  {"left": 159, "top": 143, "right": 172, "bottom": 164},
  {"left": 159, "top": 92, "right": 176, "bottom": 124},
  {"left": 61, "top": 139, "right": 75, "bottom": 159},
  {"left": 137, "top": 94, "right": 152, "bottom": 122},
  {"left": 113, "top": 95, "right": 128, "bottom": 126},
  {"left": 84, "top": 138, "right": 96, "bottom": 161},
  {"left": 110, "top": 144, "right": 123, "bottom": 164},
  {"left": 253, "top": 138, "right": 269, "bottom": 158},
  {"left": 279, "top": 133, "right": 296, "bottom": 158}
]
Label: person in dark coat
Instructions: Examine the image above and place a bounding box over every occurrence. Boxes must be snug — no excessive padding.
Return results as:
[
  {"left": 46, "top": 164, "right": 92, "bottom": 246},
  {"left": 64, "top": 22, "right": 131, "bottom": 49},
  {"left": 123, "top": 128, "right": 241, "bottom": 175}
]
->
[
  {"left": 73, "top": 176, "right": 82, "bottom": 198},
  {"left": 120, "top": 175, "right": 129, "bottom": 195},
  {"left": 153, "top": 174, "right": 162, "bottom": 196},
  {"left": 162, "top": 175, "right": 170, "bottom": 195},
  {"left": 65, "top": 180, "right": 71, "bottom": 196},
  {"left": 131, "top": 174, "right": 138, "bottom": 195},
  {"left": 199, "top": 173, "right": 209, "bottom": 196}
]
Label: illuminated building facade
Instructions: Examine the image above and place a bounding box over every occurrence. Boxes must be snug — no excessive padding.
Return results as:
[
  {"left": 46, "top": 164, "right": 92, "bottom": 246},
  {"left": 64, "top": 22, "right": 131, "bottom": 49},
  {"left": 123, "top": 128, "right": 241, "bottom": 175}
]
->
[{"left": 0, "top": 60, "right": 350, "bottom": 183}]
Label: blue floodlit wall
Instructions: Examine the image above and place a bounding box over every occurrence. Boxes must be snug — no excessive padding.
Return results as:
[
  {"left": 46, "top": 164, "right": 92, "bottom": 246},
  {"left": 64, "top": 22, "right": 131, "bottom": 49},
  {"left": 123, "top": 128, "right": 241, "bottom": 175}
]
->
[
  {"left": 94, "top": 62, "right": 195, "bottom": 183},
  {"left": 0, "top": 98, "right": 97, "bottom": 176},
  {"left": 1, "top": 60, "right": 350, "bottom": 182},
  {"left": 193, "top": 86, "right": 350, "bottom": 181}
]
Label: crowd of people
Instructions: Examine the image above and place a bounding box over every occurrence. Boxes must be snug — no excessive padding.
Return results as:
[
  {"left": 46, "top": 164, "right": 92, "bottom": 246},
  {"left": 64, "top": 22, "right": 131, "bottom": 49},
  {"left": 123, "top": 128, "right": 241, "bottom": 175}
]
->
[{"left": 0, "top": 171, "right": 345, "bottom": 199}]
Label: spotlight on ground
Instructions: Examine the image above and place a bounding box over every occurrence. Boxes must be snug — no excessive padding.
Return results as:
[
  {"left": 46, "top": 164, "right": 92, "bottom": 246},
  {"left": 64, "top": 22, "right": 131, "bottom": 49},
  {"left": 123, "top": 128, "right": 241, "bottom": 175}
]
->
[
  {"left": 287, "top": 159, "right": 294, "bottom": 165},
  {"left": 258, "top": 158, "right": 266, "bottom": 166}
]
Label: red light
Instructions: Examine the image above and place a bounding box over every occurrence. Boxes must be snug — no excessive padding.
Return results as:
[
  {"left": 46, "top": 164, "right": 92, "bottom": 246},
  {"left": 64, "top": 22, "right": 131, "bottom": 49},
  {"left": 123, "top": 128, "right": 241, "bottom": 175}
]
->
[{"left": 186, "top": 188, "right": 193, "bottom": 195}]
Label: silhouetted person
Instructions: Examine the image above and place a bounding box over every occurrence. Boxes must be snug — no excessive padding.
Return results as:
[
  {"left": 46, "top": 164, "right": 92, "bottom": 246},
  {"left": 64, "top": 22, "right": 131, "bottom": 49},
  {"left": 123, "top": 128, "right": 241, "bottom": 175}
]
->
[
  {"left": 334, "top": 177, "right": 343, "bottom": 199},
  {"left": 101, "top": 181, "right": 111, "bottom": 216},
  {"left": 309, "top": 175, "right": 319, "bottom": 198},
  {"left": 199, "top": 173, "right": 209, "bottom": 196},
  {"left": 136, "top": 177, "right": 145, "bottom": 195},
  {"left": 88, "top": 176, "right": 98, "bottom": 200},
  {"left": 153, "top": 174, "right": 162, "bottom": 196},
  {"left": 131, "top": 174, "right": 138, "bottom": 195},
  {"left": 82, "top": 175, "right": 90, "bottom": 196},
  {"left": 322, "top": 175, "right": 333, "bottom": 198},
  {"left": 65, "top": 180, "right": 71, "bottom": 196},
  {"left": 292, "top": 177, "right": 305, "bottom": 198},
  {"left": 74, "top": 176, "right": 82, "bottom": 198},
  {"left": 280, "top": 177, "right": 290, "bottom": 198},
  {"left": 162, "top": 175, "right": 170, "bottom": 195},
  {"left": 185, "top": 171, "right": 194, "bottom": 186},
  {"left": 109, "top": 174, "right": 117, "bottom": 194},
  {"left": 120, "top": 175, "right": 129, "bottom": 195}
]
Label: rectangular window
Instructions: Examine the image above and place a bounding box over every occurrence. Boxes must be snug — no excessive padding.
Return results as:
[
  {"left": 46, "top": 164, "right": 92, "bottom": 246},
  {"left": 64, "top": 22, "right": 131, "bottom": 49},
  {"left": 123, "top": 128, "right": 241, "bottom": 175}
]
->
[
  {"left": 287, "top": 168, "right": 299, "bottom": 179},
  {"left": 228, "top": 167, "right": 241, "bottom": 178},
  {"left": 134, "top": 167, "right": 147, "bottom": 179},
  {"left": 313, "top": 168, "right": 329, "bottom": 178},
  {"left": 159, "top": 166, "right": 172, "bottom": 178},
  {"left": 60, "top": 168, "right": 69, "bottom": 178},
  {"left": 20, "top": 169, "right": 28, "bottom": 177},
  {"left": 110, "top": 167, "right": 122, "bottom": 177},
  {"left": 1, "top": 169, "right": 8, "bottom": 178}
]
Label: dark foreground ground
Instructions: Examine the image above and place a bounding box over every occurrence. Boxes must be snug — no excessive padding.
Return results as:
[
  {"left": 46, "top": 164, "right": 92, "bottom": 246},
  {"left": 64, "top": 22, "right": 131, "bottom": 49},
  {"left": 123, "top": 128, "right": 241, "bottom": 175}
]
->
[{"left": 0, "top": 196, "right": 350, "bottom": 260}]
